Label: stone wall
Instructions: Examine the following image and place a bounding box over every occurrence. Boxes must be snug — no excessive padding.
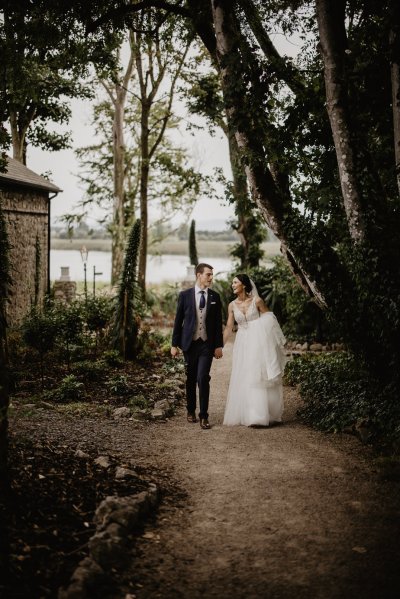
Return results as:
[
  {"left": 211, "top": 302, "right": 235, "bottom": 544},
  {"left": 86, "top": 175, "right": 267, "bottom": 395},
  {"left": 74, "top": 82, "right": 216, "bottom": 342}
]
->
[{"left": 1, "top": 187, "right": 49, "bottom": 326}]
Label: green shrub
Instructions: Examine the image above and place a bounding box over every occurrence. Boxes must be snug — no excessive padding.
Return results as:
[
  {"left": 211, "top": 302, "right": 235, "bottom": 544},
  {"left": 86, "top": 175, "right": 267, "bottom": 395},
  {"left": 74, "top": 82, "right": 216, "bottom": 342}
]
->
[
  {"left": 162, "top": 358, "right": 185, "bottom": 375},
  {"left": 290, "top": 352, "right": 400, "bottom": 445},
  {"left": 71, "top": 360, "right": 106, "bottom": 382},
  {"left": 148, "top": 284, "right": 180, "bottom": 319},
  {"left": 55, "top": 301, "right": 85, "bottom": 368},
  {"left": 84, "top": 296, "right": 113, "bottom": 335},
  {"left": 51, "top": 375, "right": 85, "bottom": 403},
  {"left": 106, "top": 374, "right": 131, "bottom": 396},
  {"left": 21, "top": 307, "right": 59, "bottom": 388},
  {"left": 284, "top": 353, "right": 321, "bottom": 386},
  {"left": 21, "top": 307, "right": 58, "bottom": 355},
  {"left": 189, "top": 219, "right": 198, "bottom": 266},
  {"left": 135, "top": 325, "right": 164, "bottom": 361},
  {"left": 128, "top": 394, "right": 148, "bottom": 410},
  {"left": 102, "top": 349, "right": 124, "bottom": 368},
  {"left": 210, "top": 277, "right": 232, "bottom": 324}
]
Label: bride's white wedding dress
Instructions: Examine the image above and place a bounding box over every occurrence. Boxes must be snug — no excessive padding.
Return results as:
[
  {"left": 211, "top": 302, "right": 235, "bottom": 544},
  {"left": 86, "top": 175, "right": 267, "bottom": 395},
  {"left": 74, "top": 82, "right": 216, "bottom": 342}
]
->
[{"left": 223, "top": 298, "right": 286, "bottom": 426}]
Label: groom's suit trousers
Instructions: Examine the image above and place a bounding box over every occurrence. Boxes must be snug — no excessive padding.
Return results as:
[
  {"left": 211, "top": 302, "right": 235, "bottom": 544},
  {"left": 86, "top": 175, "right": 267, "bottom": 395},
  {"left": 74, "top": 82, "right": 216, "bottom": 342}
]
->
[{"left": 184, "top": 338, "right": 213, "bottom": 419}]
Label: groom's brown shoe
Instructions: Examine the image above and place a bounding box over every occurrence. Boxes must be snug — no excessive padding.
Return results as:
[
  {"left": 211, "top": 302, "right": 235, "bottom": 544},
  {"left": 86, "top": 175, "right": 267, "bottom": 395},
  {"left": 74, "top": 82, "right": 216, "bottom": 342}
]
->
[
  {"left": 200, "top": 418, "right": 211, "bottom": 429},
  {"left": 187, "top": 412, "right": 197, "bottom": 423}
]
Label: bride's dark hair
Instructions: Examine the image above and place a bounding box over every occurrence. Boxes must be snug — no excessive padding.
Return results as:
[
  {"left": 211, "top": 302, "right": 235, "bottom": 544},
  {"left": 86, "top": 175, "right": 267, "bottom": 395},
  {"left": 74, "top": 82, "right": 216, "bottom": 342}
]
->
[{"left": 236, "top": 274, "right": 252, "bottom": 294}]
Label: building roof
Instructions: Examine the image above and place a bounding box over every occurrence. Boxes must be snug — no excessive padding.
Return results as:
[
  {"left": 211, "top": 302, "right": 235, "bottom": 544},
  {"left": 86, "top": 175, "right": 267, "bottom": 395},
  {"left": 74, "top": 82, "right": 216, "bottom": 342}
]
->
[{"left": 0, "top": 156, "right": 62, "bottom": 193}]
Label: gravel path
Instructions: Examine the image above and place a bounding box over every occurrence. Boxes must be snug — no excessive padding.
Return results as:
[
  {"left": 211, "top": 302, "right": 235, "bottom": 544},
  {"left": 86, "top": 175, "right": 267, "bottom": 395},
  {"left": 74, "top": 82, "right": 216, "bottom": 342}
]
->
[
  {"left": 118, "top": 341, "right": 400, "bottom": 599},
  {"left": 12, "top": 340, "right": 400, "bottom": 598}
]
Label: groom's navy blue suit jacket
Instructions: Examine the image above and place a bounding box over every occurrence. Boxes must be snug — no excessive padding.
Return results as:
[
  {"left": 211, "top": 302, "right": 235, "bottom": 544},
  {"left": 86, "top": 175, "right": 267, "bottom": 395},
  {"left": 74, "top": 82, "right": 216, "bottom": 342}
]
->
[{"left": 172, "top": 287, "right": 223, "bottom": 352}]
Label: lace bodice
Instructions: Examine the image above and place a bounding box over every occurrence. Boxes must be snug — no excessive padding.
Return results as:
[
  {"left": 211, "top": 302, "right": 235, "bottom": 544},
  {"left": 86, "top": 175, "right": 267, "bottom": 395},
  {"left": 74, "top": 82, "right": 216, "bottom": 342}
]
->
[{"left": 232, "top": 297, "right": 259, "bottom": 327}]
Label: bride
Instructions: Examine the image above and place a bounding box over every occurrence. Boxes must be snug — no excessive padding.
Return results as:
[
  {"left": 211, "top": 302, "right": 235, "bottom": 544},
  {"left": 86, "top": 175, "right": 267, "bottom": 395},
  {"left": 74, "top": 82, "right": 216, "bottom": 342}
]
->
[{"left": 223, "top": 274, "right": 286, "bottom": 427}]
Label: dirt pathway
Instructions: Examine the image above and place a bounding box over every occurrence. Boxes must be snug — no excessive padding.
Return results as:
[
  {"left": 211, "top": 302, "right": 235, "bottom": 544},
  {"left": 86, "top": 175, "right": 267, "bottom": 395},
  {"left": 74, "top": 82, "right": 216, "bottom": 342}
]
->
[
  {"left": 112, "top": 340, "right": 400, "bottom": 599},
  {"left": 12, "top": 340, "right": 400, "bottom": 598}
]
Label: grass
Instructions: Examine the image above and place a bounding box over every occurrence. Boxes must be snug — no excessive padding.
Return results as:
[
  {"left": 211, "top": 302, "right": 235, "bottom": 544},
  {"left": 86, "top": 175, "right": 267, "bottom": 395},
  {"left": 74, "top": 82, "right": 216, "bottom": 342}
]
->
[{"left": 51, "top": 237, "right": 281, "bottom": 258}]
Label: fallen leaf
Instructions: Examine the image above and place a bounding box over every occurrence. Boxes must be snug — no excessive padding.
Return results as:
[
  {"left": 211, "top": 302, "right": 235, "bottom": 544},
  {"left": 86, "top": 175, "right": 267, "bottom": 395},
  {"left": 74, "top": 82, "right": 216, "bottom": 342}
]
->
[{"left": 352, "top": 546, "right": 367, "bottom": 554}]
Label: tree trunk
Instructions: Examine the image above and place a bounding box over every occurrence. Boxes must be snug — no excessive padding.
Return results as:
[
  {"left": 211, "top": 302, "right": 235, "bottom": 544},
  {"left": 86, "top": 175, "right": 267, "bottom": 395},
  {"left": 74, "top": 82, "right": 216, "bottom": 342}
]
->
[
  {"left": 132, "top": 20, "right": 191, "bottom": 295},
  {"left": 389, "top": 3, "right": 400, "bottom": 196},
  {"left": 315, "top": 0, "right": 365, "bottom": 243},
  {"left": 10, "top": 112, "right": 25, "bottom": 164},
  {"left": 211, "top": 0, "right": 330, "bottom": 308},
  {"left": 111, "top": 90, "right": 127, "bottom": 285},
  {"left": 239, "top": 0, "right": 306, "bottom": 97},
  {"left": 138, "top": 101, "right": 150, "bottom": 293},
  {"left": 227, "top": 130, "right": 253, "bottom": 268},
  {"left": 101, "top": 43, "right": 134, "bottom": 285}
]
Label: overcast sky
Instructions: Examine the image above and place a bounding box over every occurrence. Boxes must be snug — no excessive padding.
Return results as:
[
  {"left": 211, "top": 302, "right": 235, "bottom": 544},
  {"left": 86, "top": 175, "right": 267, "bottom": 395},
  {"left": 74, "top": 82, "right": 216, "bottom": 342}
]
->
[
  {"left": 27, "top": 97, "right": 234, "bottom": 230},
  {"left": 24, "top": 32, "right": 301, "bottom": 231}
]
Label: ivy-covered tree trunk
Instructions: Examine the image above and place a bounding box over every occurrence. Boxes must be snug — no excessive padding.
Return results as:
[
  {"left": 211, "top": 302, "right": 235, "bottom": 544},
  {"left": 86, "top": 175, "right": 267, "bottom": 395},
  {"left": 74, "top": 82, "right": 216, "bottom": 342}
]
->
[
  {"left": 111, "top": 219, "right": 141, "bottom": 359},
  {"left": 228, "top": 131, "right": 265, "bottom": 268},
  {"left": 111, "top": 94, "right": 128, "bottom": 285},
  {"left": 211, "top": 0, "right": 332, "bottom": 308}
]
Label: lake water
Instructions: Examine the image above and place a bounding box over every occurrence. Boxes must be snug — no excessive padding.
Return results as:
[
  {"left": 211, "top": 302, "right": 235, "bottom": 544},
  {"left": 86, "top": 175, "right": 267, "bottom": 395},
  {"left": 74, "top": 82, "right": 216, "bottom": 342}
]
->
[{"left": 50, "top": 249, "right": 234, "bottom": 284}]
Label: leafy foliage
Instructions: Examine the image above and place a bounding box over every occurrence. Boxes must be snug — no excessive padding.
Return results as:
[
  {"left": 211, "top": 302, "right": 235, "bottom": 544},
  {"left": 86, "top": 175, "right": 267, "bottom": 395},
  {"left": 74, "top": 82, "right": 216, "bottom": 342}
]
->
[
  {"left": 248, "top": 259, "right": 335, "bottom": 341},
  {"left": 49, "top": 375, "right": 85, "bottom": 403},
  {"left": 285, "top": 352, "right": 400, "bottom": 447},
  {"left": 0, "top": 0, "right": 119, "bottom": 160},
  {"left": 71, "top": 360, "right": 106, "bottom": 383},
  {"left": 21, "top": 307, "right": 58, "bottom": 388},
  {"left": 106, "top": 374, "right": 130, "bottom": 396},
  {"left": 84, "top": 296, "right": 113, "bottom": 334},
  {"left": 102, "top": 349, "right": 124, "bottom": 368}
]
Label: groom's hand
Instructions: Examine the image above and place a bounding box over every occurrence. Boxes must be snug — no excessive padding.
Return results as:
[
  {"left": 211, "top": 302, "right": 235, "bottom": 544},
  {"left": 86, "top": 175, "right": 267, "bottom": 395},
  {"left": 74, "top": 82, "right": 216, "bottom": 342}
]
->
[
  {"left": 171, "top": 346, "right": 179, "bottom": 358},
  {"left": 214, "top": 347, "right": 223, "bottom": 359}
]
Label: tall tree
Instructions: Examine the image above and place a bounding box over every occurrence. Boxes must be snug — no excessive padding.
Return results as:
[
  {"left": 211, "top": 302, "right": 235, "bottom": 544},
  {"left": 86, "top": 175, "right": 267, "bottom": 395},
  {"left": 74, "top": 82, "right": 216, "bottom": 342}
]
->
[
  {"left": 0, "top": 0, "right": 118, "bottom": 164},
  {"left": 207, "top": 0, "right": 400, "bottom": 381},
  {"left": 131, "top": 9, "right": 192, "bottom": 292},
  {"left": 98, "top": 34, "right": 135, "bottom": 282},
  {"left": 73, "top": 88, "right": 205, "bottom": 284}
]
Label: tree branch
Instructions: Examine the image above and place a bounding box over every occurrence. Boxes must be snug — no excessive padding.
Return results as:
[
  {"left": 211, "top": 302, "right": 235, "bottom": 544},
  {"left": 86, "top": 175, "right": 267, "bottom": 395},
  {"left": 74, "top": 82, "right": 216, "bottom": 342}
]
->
[
  {"left": 149, "top": 40, "right": 191, "bottom": 159},
  {"left": 238, "top": 0, "right": 306, "bottom": 96},
  {"left": 85, "top": 0, "right": 190, "bottom": 34}
]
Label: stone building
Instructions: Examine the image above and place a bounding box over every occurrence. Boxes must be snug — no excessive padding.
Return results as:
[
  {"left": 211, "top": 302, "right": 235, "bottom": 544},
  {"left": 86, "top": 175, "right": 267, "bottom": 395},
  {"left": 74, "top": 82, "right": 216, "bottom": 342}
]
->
[{"left": 0, "top": 157, "right": 61, "bottom": 326}]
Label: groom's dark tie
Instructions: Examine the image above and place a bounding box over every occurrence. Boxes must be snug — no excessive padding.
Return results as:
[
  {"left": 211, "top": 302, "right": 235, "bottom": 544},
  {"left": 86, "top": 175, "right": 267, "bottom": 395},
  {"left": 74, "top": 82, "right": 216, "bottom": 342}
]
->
[{"left": 199, "top": 290, "right": 206, "bottom": 310}]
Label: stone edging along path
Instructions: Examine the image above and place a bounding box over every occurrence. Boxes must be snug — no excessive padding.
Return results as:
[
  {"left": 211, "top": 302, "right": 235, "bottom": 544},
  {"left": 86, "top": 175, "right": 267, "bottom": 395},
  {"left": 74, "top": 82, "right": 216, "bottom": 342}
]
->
[
  {"left": 58, "top": 483, "right": 159, "bottom": 599},
  {"left": 57, "top": 391, "right": 184, "bottom": 598}
]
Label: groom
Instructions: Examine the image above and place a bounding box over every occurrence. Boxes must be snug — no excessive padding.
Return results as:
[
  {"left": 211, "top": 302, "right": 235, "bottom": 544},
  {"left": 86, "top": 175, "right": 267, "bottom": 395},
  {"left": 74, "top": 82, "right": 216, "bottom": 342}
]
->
[{"left": 171, "top": 263, "right": 223, "bottom": 429}]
